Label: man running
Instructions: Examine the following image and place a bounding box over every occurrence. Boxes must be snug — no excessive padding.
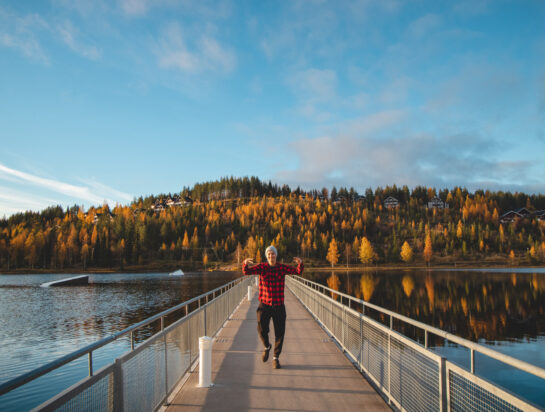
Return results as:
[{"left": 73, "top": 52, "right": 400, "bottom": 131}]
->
[{"left": 242, "top": 245, "right": 303, "bottom": 369}]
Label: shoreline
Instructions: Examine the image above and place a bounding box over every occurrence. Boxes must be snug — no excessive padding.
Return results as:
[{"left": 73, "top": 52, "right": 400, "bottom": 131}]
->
[{"left": 1, "top": 261, "right": 544, "bottom": 275}]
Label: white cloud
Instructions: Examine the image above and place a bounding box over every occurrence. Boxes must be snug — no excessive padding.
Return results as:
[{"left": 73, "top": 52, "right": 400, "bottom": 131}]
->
[
  {"left": 0, "top": 186, "right": 58, "bottom": 211},
  {"left": 0, "top": 10, "right": 50, "bottom": 64},
  {"left": 157, "top": 22, "right": 235, "bottom": 74},
  {"left": 57, "top": 20, "right": 101, "bottom": 60},
  {"left": 0, "top": 163, "right": 133, "bottom": 216},
  {"left": 290, "top": 68, "right": 338, "bottom": 102},
  {"left": 274, "top": 112, "right": 544, "bottom": 193},
  {"left": 119, "top": 0, "right": 150, "bottom": 16},
  {"left": 407, "top": 14, "right": 440, "bottom": 39},
  {"left": 452, "top": 0, "right": 489, "bottom": 16}
]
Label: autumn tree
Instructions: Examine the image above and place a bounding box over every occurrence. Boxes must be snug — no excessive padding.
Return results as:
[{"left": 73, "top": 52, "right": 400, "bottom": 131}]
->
[
  {"left": 423, "top": 233, "right": 432, "bottom": 265},
  {"left": 508, "top": 250, "right": 516, "bottom": 266},
  {"left": 359, "top": 237, "right": 374, "bottom": 265},
  {"left": 203, "top": 251, "right": 208, "bottom": 268},
  {"left": 400, "top": 241, "right": 413, "bottom": 263},
  {"left": 326, "top": 238, "right": 339, "bottom": 267}
]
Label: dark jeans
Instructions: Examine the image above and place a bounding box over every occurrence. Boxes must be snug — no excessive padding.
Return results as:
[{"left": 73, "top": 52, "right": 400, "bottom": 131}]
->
[{"left": 256, "top": 302, "right": 286, "bottom": 358}]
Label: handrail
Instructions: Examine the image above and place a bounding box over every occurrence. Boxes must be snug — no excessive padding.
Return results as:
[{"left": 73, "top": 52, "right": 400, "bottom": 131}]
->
[
  {"left": 0, "top": 276, "right": 245, "bottom": 396},
  {"left": 290, "top": 275, "right": 545, "bottom": 381}
]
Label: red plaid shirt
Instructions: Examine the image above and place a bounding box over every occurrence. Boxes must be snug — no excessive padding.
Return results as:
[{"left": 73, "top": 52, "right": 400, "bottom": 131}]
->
[{"left": 242, "top": 262, "right": 304, "bottom": 305}]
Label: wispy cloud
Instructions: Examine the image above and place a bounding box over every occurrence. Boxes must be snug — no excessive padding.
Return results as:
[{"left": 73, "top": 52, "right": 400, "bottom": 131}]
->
[
  {"left": 156, "top": 22, "right": 236, "bottom": 74},
  {"left": 0, "top": 163, "right": 104, "bottom": 204},
  {"left": 0, "top": 163, "right": 133, "bottom": 216},
  {"left": 0, "top": 9, "right": 50, "bottom": 64},
  {"left": 119, "top": 0, "right": 150, "bottom": 16},
  {"left": 56, "top": 20, "right": 101, "bottom": 60},
  {"left": 407, "top": 13, "right": 440, "bottom": 39},
  {"left": 288, "top": 68, "right": 338, "bottom": 120}
]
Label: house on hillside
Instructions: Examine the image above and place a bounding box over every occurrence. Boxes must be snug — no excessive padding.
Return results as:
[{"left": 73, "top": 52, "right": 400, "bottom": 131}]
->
[
  {"left": 151, "top": 203, "right": 165, "bottom": 212},
  {"left": 384, "top": 196, "right": 399, "bottom": 209},
  {"left": 500, "top": 210, "right": 524, "bottom": 223},
  {"left": 427, "top": 196, "right": 449, "bottom": 209}
]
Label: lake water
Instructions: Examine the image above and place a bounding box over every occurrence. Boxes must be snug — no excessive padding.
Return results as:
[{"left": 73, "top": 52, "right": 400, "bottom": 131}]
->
[
  {"left": 0, "top": 268, "right": 544, "bottom": 411},
  {"left": 0, "top": 272, "right": 238, "bottom": 411},
  {"left": 303, "top": 267, "right": 545, "bottom": 408}
]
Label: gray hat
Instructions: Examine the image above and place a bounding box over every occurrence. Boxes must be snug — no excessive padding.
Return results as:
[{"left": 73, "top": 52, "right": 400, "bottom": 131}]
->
[{"left": 265, "top": 245, "right": 278, "bottom": 256}]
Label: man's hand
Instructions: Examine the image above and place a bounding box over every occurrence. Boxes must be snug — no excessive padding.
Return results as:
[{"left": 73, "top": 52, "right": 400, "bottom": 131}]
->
[
  {"left": 243, "top": 258, "right": 254, "bottom": 266},
  {"left": 293, "top": 257, "right": 302, "bottom": 265}
]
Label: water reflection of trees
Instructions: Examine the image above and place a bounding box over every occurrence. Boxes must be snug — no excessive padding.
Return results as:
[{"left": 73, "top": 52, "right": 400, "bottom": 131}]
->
[{"left": 305, "top": 271, "right": 545, "bottom": 342}]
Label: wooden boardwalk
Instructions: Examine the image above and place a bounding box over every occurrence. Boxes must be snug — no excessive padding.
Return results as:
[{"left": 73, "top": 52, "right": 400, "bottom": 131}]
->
[{"left": 164, "top": 289, "right": 390, "bottom": 412}]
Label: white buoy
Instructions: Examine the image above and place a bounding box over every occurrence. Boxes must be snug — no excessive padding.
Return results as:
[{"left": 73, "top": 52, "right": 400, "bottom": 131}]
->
[{"left": 198, "top": 336, "right": 213, "bottom": 387}]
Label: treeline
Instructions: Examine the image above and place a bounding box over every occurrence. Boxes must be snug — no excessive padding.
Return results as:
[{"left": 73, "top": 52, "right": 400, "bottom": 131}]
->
[{"left": 1, "top": 177, "right": 545, "bottom": 271}]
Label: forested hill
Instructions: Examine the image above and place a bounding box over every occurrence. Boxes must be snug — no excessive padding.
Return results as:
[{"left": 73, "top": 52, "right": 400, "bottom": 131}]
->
[{"left": 1, "top": 176, "right": 545, "bottom": 271}]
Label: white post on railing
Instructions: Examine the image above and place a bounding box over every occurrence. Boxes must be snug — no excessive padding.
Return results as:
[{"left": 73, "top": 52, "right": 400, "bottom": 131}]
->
[
  {"left": 198, "top": 336, "right": 213, "bottom": 388},
  {"left": 439, "top": 357, "right": 447, "bottom": 412}
]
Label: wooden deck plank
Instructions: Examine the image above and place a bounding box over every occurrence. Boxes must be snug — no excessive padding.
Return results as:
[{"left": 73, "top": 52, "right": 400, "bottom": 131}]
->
[{"left": 164, "top": 289, "right": 390, "bottom": 412}]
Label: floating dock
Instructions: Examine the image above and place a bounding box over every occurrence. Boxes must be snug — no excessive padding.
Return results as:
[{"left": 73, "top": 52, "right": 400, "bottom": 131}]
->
[{"left": 40, "top": 275, "right": 89, "bottom": 287}]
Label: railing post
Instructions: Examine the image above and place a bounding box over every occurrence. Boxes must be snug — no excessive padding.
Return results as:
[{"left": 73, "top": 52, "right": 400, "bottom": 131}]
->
[
  {"left": 388, "top": 331, "right": 391, "bottom": 402},
  {"left": 163, "top": 330, "right": 169, "bottom": 405},
  {"left": 113, "top": 358, "right": 124, "bottom": 412},
  {"left": 204, "top": 305, "right": 207, "bottom": 337},
  {"left": 342, "top": 306, "right": 345, "bottom": 351},
  {"left": 360, "top": 315, "right": 363, "bottom": 372},
  {"left": 471, "top": 349, "right": 475, "bottom": 374},
  {"left": 88, "top": 352, "right": 93, "bottom": 377},
  {"left": 130, "top": 331, "right": 134, "bottom": 350},
  {"left": 425, "top": 330, "right": 428, "bottom": 348},
  {"left": 439, "top": 357, "right": 447, "bottom": 412}
]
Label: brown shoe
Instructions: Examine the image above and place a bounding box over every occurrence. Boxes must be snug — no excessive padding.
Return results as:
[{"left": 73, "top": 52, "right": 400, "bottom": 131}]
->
[
  {"left": 262, "top": 345, "right": 271, "bottom": 362},
  {"left": 273, "top": 358, "right": 281, "bottom": 369}
]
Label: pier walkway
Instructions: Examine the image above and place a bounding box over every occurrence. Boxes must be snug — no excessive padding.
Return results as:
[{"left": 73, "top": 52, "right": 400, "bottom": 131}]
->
[{"left": 164, "top": 289, "right": 389, "bottom": 412}]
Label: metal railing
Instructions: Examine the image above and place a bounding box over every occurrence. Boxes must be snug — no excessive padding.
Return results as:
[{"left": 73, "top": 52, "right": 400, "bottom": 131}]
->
[
  {"left": 0, "top": 275, "right": 254, "bottom": 412},
  {"left": 287, "top": 275, "right": 544, "bottom": 412}
]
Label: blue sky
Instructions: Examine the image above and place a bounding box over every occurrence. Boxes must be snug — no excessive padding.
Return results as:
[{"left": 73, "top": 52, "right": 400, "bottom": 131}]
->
[{"left": 1, "top": 0, "right": 544, "bottom": 216}]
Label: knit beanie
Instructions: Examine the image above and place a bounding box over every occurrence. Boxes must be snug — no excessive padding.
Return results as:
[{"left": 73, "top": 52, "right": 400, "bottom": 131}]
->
[{"left": 265, "top": 245, "right": 278, "bottom": 256}]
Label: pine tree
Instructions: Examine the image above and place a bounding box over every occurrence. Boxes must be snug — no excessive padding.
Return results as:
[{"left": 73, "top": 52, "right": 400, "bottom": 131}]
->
[
  {"left": 326, "top": 238, "right": 339, "bottom": 267},
  {"left": 359, "top": 237, "right": 374, "bottom": 265}
]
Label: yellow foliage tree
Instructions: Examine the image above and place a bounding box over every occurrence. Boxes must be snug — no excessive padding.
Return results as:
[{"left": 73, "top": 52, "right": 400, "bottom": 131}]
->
[
  {"left": 326, "top": 238, "right": 339, "bottom": 267},
  {"left": 359, "top": 237, "right": 374, "bottom": 265},
  {"left": 508, "top": 250, "right": 516, "bottom": 265},
  {"left": 456, "top": 220, "right": 463, "bottom": 239},
  {"left": 423, "top": 233, "right": 432, "bottom": 265},
  {"left": 400, "top": 241, "right": 413, "bottom": 263}
]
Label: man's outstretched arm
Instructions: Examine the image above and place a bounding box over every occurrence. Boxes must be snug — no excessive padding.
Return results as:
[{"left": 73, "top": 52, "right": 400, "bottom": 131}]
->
[
  {"left": 285, "top": 257, "right": 304, "bottom": 275},
  {"left": 242, "top": 258, "right": 262, "bottom": 275}
]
